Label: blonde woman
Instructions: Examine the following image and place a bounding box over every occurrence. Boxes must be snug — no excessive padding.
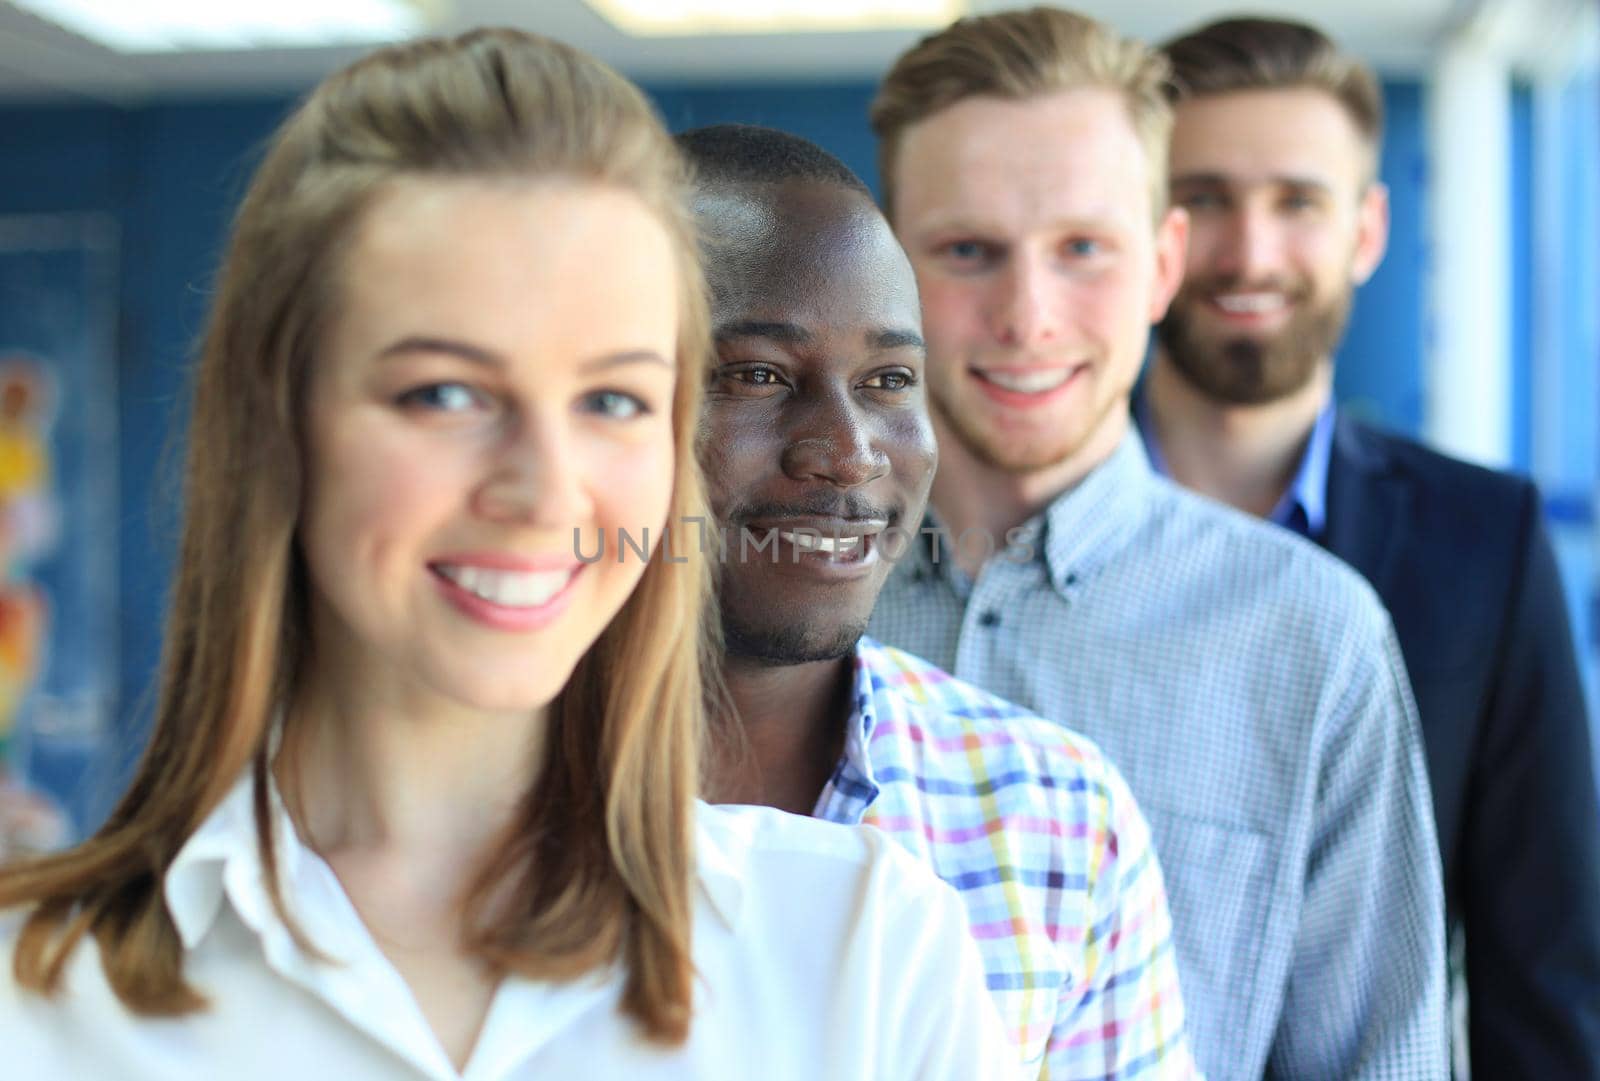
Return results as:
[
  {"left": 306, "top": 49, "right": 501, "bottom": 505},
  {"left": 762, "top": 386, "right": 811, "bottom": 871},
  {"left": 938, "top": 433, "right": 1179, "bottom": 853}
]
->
[{"left": 0, "top": 30, "right": 1010, "bottom": 1080}]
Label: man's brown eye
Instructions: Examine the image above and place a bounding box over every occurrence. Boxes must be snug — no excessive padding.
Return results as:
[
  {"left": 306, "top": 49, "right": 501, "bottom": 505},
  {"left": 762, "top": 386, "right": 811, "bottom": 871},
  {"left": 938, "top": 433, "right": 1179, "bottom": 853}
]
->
[{"left": 711, "top": 365, "right": 783, "bottom": 389}]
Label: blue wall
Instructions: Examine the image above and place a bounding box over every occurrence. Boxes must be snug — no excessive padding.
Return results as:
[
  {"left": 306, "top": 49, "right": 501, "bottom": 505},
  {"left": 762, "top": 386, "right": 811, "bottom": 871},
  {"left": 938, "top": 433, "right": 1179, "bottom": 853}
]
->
[
  {"left": 1511, "top": 84, "right": 1534, "bottom": 472},
  {"left": 0, "top": 99, "right": 294, "bottom": 823},
  {"left": 648, "top": 80, "right": 881, "bottom": 187},
  {"left": 1335, "top": 81, "right": 1427, "bottom": 434},
  {"left": 0, "top": 79, "right": 1430, "bottom": 819}
]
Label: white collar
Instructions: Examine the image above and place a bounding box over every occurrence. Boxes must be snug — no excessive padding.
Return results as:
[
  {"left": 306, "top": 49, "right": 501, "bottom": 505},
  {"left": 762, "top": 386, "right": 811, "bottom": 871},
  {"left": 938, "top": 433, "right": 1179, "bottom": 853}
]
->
[
  {"left": 163, "top": 767, "right": 297, "bottom": 951},
  {"left": 162, "top": 769, "right": 749, "bottom": 953}
]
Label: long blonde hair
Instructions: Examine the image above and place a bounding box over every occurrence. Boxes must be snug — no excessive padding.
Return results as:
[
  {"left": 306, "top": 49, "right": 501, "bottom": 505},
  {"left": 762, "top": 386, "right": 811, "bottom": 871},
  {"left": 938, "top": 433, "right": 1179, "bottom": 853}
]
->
[{"left": 0, "top": 28, "right": 714, "bottom": 1044}]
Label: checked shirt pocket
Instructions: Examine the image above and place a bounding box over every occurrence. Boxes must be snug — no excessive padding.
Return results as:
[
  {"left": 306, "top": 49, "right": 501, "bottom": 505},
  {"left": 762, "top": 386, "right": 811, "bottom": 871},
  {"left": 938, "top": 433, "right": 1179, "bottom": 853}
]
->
[{"left": 1142, "top": 808, "right": 1278, "bottom": 1077}]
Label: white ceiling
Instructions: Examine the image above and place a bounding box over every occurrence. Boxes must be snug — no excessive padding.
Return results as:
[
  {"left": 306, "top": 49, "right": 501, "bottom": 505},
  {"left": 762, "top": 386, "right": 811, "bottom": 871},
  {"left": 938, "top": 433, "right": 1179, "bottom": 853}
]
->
[{"left": 0, "top": 0, "right": 1488, "bottom": 105}]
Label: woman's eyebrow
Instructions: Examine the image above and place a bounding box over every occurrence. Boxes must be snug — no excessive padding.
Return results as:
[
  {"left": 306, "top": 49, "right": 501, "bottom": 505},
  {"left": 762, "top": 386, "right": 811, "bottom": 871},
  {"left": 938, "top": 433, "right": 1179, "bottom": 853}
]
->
[
  {"left": 374, "top": 339, "right": 672, "bottom": 372},
  {"left": 376, "top": 336, "right": 502, "bottom": 368},
  {"left": 580, "top": 349, "right": 674, "bottom": 373}
]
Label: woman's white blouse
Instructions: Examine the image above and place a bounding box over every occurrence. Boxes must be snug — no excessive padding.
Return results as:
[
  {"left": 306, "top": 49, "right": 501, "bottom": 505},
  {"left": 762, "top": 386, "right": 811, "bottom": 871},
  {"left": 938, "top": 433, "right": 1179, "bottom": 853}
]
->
[{"left": 0, "top": 775, "right": 1016, "bottom": 1080}]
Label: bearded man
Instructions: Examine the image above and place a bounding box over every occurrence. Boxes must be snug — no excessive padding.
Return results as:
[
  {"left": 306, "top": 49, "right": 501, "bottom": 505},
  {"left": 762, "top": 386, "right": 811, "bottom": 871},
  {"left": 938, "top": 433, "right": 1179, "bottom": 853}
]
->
[{"left": 1140, "top": 16, "right": 1600, "bottom": 1079}]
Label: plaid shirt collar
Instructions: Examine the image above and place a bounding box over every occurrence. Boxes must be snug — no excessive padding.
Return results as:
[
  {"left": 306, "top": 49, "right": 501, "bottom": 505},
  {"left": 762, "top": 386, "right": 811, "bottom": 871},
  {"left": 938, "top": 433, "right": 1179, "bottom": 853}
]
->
[{"left": 819, "top": 643, "right": 887, "bottom": 820}]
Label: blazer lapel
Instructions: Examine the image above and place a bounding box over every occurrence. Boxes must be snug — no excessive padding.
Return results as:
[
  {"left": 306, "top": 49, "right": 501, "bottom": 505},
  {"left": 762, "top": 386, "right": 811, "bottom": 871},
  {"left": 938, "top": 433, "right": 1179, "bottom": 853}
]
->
[{"left": 1322, "top": 416, "right": 1411, "bottom": 600}]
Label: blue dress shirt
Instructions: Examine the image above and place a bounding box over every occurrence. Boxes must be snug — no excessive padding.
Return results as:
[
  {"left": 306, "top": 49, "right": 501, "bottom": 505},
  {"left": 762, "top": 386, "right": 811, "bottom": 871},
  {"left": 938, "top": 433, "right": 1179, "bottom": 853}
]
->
[
  {"left": 1133, "top": 390, "right": 1336, "bottom": 539},
  {"left": 868, "top": 433, "right": 1447, "bottom": 1080}
]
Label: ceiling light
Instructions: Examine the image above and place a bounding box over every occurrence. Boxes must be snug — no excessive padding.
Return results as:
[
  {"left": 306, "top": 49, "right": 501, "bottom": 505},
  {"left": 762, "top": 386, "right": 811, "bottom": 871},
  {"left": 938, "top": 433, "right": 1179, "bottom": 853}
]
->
[
  {"left": 587, "top": 0, "right": 964, "bottom": 37},
  {"left": 8, "top": 0, "right": 432, "bottom": 53}
]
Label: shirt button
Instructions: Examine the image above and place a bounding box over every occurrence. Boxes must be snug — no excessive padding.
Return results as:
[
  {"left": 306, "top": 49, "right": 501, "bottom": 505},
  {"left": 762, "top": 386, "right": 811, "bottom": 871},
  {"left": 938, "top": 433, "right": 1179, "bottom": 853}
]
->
[{"left": 977, "top": 610, "right": 1001, "bottom": 628}]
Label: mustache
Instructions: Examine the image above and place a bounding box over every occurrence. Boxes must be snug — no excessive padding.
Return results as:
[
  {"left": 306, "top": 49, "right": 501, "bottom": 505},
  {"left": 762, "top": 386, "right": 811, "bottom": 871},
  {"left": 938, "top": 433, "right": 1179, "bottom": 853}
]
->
[
  {"left": 1179, "top": 272, "right": 1309, "bottom": 298},
  {"left": 722, "top": 493, "right": 900, "bottom": 527}
]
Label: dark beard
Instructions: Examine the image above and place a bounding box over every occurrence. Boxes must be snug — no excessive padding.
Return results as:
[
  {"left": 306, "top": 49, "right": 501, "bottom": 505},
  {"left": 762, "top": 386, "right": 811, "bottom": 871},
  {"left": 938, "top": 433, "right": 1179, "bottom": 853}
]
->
[
  {"left": 1157, "top": 283, "right": 1352, "bottom": 405},
  {"left": 720, "top": 611, "right": 864, "bottom": 667}
]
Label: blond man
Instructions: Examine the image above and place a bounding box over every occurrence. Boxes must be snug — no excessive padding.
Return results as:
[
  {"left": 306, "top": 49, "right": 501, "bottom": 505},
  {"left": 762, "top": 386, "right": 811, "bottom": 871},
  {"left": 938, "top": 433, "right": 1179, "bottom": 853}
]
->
[{"left": 866, "top": 9, "right": 1447, "bottom": 1078}]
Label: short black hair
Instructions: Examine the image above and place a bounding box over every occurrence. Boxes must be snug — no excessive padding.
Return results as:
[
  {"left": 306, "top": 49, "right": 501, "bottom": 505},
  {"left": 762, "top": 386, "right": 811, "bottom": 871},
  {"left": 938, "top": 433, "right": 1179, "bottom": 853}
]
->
[{"left": 674, "top": 123, "right": 871, "bottom": 196}]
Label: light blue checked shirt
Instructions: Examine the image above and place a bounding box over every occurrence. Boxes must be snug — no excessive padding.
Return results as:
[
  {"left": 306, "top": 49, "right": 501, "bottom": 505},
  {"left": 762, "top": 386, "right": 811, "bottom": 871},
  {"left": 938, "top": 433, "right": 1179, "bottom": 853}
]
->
[{"left": 868, "top": 433, "right": 1447, "bottom": 1081}]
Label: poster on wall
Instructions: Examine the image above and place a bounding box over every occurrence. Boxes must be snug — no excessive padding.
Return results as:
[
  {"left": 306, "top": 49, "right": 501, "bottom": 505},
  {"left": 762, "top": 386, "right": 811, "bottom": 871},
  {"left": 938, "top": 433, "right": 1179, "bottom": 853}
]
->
[{"left": 0, "top": 214, "right": 119, "bottom": 846}]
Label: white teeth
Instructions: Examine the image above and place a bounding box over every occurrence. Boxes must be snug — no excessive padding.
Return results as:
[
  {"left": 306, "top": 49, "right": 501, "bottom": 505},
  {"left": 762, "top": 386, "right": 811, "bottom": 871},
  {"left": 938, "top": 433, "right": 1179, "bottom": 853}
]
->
[
  {"left": 1214, "top": 293, "right": 1287, "bottom": 314},
  {"left": 980, "top": 369, "right": 1073, "bottom": 393},
  {"left": 437, "top": 565, "right": 572, "bottom": 607},
  {"left": 778, "top": 531, "right": 866, "bottom": 554}
]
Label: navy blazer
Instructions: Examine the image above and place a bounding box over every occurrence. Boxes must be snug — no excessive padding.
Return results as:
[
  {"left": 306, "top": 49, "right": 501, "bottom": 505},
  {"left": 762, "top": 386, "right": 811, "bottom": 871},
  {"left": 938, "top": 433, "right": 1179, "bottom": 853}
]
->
[{"left": 1324, "top": 416, "right": 1600, "bottom": 1076}]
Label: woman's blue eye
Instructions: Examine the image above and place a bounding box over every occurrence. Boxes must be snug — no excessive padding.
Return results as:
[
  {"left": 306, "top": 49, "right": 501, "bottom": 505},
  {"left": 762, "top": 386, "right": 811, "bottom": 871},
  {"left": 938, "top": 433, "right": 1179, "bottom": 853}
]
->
[
  {"left": 398, "top": 382, "right": 479, "bottom": 412},
  {"left": 1065, "top": 238, "right": 1101, "bottom": 257},
  {"left": 583, "top": 389, "right": 649, "bottom": 419}
]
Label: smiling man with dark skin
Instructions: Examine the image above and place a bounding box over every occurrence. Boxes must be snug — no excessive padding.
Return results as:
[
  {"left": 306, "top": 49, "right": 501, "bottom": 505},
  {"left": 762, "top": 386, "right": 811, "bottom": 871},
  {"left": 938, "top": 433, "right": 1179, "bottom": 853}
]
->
[
  {"left": 678, "top": 124, "right": 1199, "bottom": 1079},
  {"left": 695, "top": 171, "right": 933, "bottom": 814}
]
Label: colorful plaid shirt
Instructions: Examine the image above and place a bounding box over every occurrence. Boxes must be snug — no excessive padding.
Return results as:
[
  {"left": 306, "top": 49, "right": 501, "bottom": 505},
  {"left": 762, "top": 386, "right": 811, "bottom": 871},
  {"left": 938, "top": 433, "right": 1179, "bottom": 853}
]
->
[{"left": 813, "top": 637, "right": 1199, "bottom": 1080}]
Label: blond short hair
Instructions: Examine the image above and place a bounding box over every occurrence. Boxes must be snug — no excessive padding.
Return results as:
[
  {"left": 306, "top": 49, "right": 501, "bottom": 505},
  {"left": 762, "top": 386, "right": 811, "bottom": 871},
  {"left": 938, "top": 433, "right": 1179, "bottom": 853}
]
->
[{"left": 871, "top": 6, "right": 1174, "bottom": 220}]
